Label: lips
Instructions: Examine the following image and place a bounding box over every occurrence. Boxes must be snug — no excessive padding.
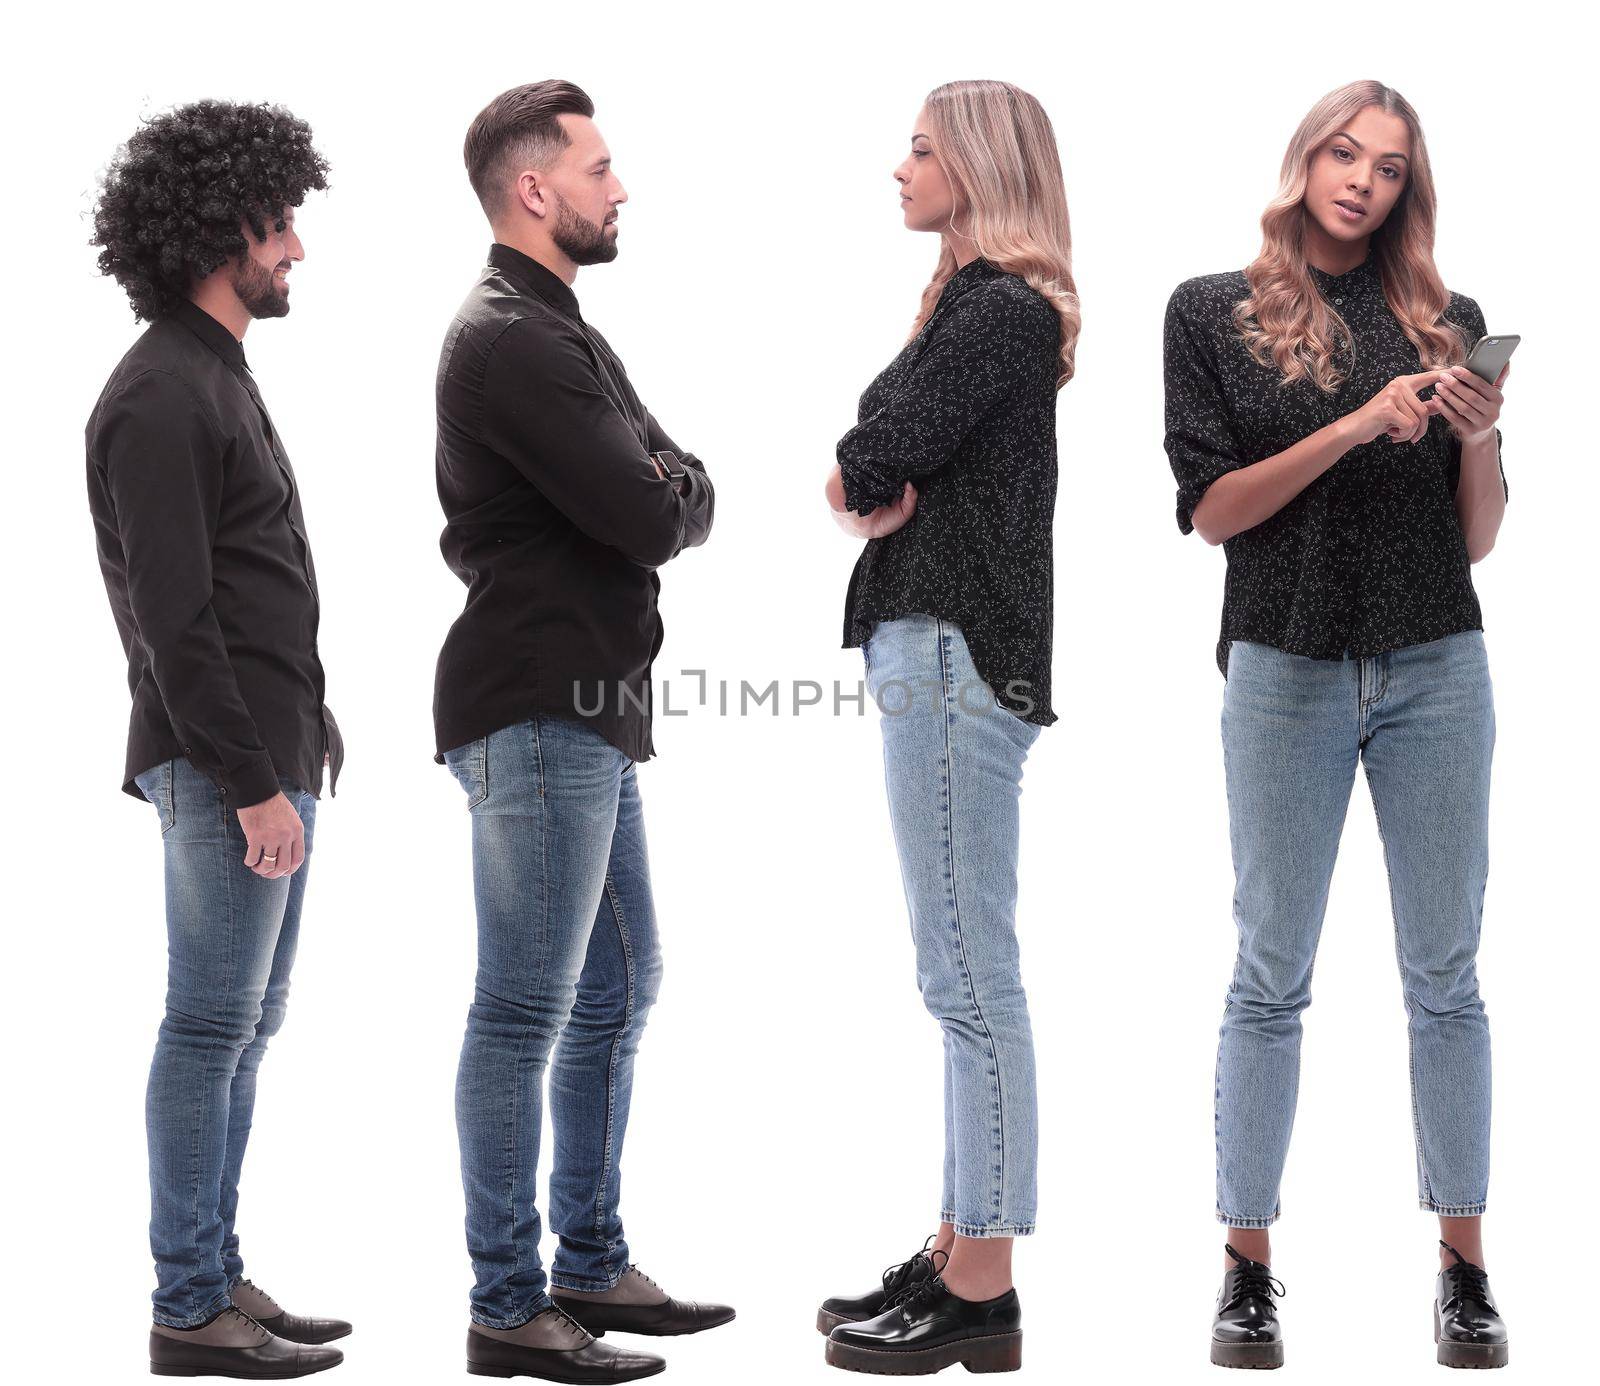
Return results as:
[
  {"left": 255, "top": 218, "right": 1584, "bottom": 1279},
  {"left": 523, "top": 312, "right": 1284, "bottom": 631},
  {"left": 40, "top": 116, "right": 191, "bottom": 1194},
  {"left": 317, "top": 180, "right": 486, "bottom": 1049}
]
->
[{"left": 1334, "top": 199, "right": 1367, "bottom": 218}]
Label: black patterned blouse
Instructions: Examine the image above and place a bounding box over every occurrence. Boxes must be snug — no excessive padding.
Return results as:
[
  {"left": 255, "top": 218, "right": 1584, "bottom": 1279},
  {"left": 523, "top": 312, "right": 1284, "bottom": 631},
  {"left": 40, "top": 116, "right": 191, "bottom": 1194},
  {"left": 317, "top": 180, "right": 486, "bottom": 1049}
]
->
[
  {"left": 839, "top": 257, "right": 1062, "bottom": 725},
  {"left": 1163, "top": 254, "right": 1507, "bottom": 674}
]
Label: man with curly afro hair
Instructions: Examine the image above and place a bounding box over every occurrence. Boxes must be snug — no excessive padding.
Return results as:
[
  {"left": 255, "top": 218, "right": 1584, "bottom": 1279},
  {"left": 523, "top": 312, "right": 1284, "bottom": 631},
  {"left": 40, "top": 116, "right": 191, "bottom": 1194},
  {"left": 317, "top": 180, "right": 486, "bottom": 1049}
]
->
[{"left": 85, "top": 100, "right": 350, "bottom": 1378}]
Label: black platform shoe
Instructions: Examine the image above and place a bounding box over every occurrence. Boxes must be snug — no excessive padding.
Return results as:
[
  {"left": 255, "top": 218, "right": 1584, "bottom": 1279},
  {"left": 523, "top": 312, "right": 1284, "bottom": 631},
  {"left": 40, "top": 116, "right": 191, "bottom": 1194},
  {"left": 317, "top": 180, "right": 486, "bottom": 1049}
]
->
[
  {"left": 824, "top": 1273, "right": 1021, "bottom": 1375},
  {"left": 817, "top": 1238, "right": 942, "bottom": 1335},
  {"left": 1210, "top": 1244, "right": 1285, "bottom": 1369},
  {"left": 1435, "top": 1241, "right": 1509, "bottom": 1369}
]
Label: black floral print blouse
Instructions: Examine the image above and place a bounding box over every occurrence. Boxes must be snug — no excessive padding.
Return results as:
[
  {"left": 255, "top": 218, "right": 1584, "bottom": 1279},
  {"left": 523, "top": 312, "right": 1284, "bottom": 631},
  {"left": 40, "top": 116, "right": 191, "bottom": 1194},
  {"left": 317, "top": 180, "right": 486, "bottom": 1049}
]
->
[
  {"left": 1163, "top": 253, "right": 1507, "bottom": 674},
  {"left": 839, "top": 257, "right": 1062, "bottom": 725}
]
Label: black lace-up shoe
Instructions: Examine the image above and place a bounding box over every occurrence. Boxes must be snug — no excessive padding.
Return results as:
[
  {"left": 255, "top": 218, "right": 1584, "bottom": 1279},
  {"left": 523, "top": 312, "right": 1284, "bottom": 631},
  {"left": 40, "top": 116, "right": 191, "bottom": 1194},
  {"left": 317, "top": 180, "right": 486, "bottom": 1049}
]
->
[
  {"left": 817, "top": 1238, "right": 941, "bottom": 1335},
  {"left": 824, "top": 1273, "right": 1022, "bottom": 1375},
  {"left": 1435, "top": 1241, "right": 1508, "bottom": 1369},
  {"left": 1210, "top": 1244, "right": 1285, "bottom": 1369}
]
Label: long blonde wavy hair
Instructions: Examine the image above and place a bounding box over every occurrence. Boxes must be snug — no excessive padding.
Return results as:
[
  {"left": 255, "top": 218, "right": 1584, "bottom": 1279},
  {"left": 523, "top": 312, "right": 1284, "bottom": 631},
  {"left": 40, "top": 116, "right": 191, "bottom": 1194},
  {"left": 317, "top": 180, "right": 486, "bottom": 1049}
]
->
[
  {"left": 912, "top": 80, "right": 1080, "bottom": 386},
  {"left": 1235, "top": 80, "right": 1469, "bottom": 392}
]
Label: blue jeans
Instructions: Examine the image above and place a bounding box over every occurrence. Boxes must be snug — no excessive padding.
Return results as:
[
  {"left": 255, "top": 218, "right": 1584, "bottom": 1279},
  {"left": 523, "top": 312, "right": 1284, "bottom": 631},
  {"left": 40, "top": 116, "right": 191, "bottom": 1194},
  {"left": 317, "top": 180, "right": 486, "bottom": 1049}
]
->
[
  {"left": 863, "top": 615, "right": 1043, "bottom": 1237},
  {"left": 445, "top": 716, "right": 663, "bottom": 1327},
  {"left": 131, "top": 757, "right": 317, "bottom": 1328},
  {"left": 1216, "top": 633, "right": 1495, "bottom": 1226}
]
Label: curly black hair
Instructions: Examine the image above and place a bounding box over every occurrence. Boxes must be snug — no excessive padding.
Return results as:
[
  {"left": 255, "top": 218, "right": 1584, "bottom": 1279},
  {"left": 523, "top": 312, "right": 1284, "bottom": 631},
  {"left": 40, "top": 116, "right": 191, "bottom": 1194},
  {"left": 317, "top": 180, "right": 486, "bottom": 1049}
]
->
[{"left": 91, "top": 99, "right": 330, "bottom": 322}]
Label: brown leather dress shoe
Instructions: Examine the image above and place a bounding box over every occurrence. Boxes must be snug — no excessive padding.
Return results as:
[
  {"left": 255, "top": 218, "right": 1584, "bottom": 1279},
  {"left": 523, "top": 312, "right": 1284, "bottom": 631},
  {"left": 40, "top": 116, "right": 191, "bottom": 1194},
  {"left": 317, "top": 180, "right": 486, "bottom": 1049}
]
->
[
  {"left": 149, "top": 1305, "right": 344, "bottom": 1378},
  {"left": 553, "top": 1265, "right": 736, "bottom": 1338},
  {"left": 232, "top": 1279, "right": 353, "bottom": 1345},
  {"left": 466, "top": 1306, "right": 665, "bottom": 1381}
]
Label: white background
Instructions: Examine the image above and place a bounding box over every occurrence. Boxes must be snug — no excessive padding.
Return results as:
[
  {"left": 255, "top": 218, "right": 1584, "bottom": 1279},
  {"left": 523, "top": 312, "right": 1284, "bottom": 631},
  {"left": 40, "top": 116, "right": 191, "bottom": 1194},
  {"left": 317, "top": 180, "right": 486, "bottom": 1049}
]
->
[{"left": 3, "top": 2, "right": 1594, "bottom": 1382}]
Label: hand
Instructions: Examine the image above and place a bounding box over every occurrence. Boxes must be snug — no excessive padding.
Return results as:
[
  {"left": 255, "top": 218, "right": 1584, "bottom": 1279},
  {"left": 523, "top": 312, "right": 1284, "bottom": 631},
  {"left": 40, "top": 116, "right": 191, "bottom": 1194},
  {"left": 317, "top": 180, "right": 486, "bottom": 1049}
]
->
[
  {"left": 1345, "top": 370, "right": 1447, "bottom": 446},
  {"left": 825, "top": 465, "right": 918, "bottom": 539},
  {"left": 236, "top": 791, "right": 305, "bottom": 880},
  {"left": 833, "top": 481, "right": 918, "bottom": 539},
  {"left": 1434, "top": 362, "right": 1508, "bottom": 445}
]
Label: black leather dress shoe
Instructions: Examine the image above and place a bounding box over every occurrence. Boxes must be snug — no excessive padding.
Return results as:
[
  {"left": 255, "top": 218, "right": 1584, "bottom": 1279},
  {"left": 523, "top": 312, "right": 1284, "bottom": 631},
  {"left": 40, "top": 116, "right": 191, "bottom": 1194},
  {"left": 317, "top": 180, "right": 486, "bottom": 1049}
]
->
[
  {"left": 150, "top": 1305, "right": 344, "bottom": 1378},
  {"left": 825, "top": 1274, "right": 1022, "bottom": 1375},
  {"left": 1210, "top": 1244, "right": 1285, "bottom": 1369},
  {"left": 553, "top": 1266, "right": 734, "bottom": 1337},
  {"left": 232, "top": 1279, "right": 353, "bottom": 1345},
  {"left": 466, "top": 1307, "right": 665, "bottom": 1382},
  {"left": 817, "top": 1237, "right": 940, "bottom": 1335},
  {"left": 1435, "top": 1241, "right": 1509, "bottom": 1369}
]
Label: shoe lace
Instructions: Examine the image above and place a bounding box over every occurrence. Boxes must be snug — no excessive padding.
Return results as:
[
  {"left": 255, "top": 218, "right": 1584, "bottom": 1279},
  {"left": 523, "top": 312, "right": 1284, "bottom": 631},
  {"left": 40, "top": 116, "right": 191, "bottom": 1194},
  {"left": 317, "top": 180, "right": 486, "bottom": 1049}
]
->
[
  {"left": 223, "top": 1306, "right": 270, "bottom": 1340},
  {"left": 896, "top": 1268, "right": 950, "bottom": 1316},
  {"left": 626, "top": 1264, "right": 665, "bottom": 1296},
  {"left": 234, "top": 1278, "right": 281, "bottom": 1312},
  {"left": 1220, "top": 1245, "right": 1286, "bottom": 1312},
  {"left": 881, "top": 1239, "right": 947, "bottom": 1308},
  {"left": 540, "top": 1305, "right": 592, "bottom": 1337},
  {"left": 1440, "top": 1244, "right": 1493, "bottom": 1310}
]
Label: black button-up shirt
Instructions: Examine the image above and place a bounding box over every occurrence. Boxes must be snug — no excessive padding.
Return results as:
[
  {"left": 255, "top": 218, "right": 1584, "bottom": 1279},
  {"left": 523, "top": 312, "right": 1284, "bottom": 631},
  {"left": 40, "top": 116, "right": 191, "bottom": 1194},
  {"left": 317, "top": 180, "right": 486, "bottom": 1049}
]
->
[
  {"left": 86, "top": 299, "right": 343, "bottom": 806},
  {"left": 839, "top": 257, "right": 1062, "bottom": 726},
  {"left": 433, "top": 244, "right": 714, "bottom": 763},
  {"left": 1163, "top": 255, "right": 1508, "bottom": 673}
]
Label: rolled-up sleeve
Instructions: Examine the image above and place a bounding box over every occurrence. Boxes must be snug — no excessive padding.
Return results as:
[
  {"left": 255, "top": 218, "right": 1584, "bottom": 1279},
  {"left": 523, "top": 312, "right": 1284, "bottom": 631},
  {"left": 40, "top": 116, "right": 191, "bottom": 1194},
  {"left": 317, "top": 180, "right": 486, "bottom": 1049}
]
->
[
  {"left": 1163, "top": 285, "right": 1249, "bottom": 536},
  {"left": 97, "top": 370, "right": 279, "bottom": 806}
]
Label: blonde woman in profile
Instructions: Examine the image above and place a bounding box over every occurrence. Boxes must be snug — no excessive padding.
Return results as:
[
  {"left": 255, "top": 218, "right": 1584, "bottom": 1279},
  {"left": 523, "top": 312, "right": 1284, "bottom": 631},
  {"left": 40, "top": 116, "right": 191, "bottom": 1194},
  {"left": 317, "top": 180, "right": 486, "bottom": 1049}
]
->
[
  {"left": 816, "top": 80, "right": 1078, "bottom": 1376},
  {"left": 1163, "top": 81, "right": 1512, "bottom": 1370}
]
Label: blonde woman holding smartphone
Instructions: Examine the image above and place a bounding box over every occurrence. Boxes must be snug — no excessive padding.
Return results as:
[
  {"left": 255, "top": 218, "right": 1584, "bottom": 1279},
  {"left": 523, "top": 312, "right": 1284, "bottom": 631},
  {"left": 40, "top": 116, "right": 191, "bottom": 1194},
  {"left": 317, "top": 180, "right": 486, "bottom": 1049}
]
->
[{"left": 1163, "top": 80, "right": 1511, "bottom": 1371}]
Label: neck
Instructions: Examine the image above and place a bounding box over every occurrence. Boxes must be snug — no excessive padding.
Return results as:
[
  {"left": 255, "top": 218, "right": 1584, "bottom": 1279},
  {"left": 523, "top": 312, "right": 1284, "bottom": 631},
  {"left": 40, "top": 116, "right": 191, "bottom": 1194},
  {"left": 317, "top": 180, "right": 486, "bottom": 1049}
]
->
[
  {"left": 493, "top": 224, "right": 579, "bottom": 286},
  {"left": 1302, "top": 219, "right": 1369, "bottom": 277},
  {"left": 944, "top": 231, "right": 982, "bottom": 270},
  {"left": 186, "top": 280, "right": 251, "bottom": 342}
]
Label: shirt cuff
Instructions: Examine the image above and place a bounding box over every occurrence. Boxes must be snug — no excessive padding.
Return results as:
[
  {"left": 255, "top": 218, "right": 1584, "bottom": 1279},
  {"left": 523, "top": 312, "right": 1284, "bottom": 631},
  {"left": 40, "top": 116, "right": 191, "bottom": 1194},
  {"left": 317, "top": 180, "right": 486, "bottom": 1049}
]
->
[
  {"left": 224, "top": 753, "right": 281, "bottom": 809},
  {"left": 839, "top": 463, "right": 887, "bottom": 517}
]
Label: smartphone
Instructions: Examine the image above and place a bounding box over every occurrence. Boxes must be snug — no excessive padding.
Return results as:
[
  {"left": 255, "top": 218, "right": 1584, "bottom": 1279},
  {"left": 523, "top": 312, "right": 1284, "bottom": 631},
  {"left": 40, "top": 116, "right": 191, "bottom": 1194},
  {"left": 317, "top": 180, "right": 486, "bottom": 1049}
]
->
[{"left": 1463, "top": 333, "right": 1519, "bottom": 384}]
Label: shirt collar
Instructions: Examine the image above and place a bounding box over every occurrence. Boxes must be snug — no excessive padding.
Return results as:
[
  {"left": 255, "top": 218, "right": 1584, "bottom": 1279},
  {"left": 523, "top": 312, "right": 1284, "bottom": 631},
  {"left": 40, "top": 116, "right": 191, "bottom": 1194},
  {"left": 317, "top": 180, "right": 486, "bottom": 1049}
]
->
[
  {"left": 166, "top": 297, "right": 250, "bottom": 372},
  {"left": 942, "top": 255, "right": 1004, "bottom": 302},
  {"left": 1308, "top": 252, "right": 1382, "bottom": 300},
  {"left": 488, "top": 242, "right": 582, "bottom": 320}
]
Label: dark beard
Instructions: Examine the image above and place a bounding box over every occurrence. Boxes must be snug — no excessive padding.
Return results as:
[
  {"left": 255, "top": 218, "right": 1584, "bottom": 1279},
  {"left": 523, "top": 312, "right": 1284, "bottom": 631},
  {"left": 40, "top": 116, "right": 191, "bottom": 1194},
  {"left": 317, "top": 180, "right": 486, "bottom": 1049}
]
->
[
  {"left": 550, "top": 192, "right": 617, "bottom": 265},
  {"left": 230, "top": 256, "right": 290, "bottom": 319}
]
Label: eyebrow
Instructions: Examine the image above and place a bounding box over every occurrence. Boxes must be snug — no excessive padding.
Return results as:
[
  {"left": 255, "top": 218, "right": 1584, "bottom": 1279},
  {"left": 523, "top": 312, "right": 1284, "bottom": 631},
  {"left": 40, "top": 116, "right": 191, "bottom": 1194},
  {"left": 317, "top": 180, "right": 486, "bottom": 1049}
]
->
[
  {"left": 911, "top": 132, "right": 930, "bottom": 142},
  {"left": 1333, "top": 131, "right": 1410, "bottom": 163}
]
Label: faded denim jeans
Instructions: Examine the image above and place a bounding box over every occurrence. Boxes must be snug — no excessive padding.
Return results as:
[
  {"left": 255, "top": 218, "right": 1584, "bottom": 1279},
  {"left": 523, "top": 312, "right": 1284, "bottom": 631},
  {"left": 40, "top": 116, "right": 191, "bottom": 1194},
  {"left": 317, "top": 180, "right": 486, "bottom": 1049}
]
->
[
  {"left": 445, "top": 715, "right": 663, "bottom": 1328},
  {"left": 864, "top": 614, "right": 1043, "bottom": 1237},
  {"left": 133, "top": 756, "right": 317, "bottom": 1328},
  {"left": 1215, "top": 632, "right": 1495, "bottom": 1226}
]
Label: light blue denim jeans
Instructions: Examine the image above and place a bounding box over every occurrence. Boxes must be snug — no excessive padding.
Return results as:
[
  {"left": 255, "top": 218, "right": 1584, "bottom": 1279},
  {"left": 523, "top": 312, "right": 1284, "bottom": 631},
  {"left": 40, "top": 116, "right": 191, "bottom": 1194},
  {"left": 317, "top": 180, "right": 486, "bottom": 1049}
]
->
[
  {"left": 863, "top": 615, "right": 1043, "bottom": 1237},
  {"left": 132, "top": 756, "right": 317, "bottom": 1328},
  {"left": 1215, "top": 632, "right": 1495, "bottom": 1227},
  {"left": 445, "top": 715, "right": 663, "bottom": 1328}
]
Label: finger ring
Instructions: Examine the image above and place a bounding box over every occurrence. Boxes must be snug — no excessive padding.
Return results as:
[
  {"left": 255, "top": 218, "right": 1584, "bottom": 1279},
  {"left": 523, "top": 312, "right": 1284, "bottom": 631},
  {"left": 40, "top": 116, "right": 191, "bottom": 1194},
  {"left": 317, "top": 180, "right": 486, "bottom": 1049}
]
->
[{"left": 261, "top": 853, "right": 278, "bottom": 864}]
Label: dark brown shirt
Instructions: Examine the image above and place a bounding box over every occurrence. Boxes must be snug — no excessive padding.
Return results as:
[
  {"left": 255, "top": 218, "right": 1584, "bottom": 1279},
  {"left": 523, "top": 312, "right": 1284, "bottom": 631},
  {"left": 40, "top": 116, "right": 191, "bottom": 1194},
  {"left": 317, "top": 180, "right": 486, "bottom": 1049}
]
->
[
  {"left": 433, "top": 244, "right": 714, "bottom": 763},
  {"left": 86, "top": 299, "right": 342, "bottom": 806}
]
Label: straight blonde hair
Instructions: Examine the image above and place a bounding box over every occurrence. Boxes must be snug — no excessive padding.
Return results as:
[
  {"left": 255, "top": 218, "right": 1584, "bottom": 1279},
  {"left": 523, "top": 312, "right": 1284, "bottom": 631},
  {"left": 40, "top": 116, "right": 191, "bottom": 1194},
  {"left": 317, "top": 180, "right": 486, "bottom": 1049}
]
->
[
  {"left": 1236, "top": 79, "right": 1468, "bottom": 392},
  {"left": 914, "top": 80, "right": 1080, "bottom": 386}
]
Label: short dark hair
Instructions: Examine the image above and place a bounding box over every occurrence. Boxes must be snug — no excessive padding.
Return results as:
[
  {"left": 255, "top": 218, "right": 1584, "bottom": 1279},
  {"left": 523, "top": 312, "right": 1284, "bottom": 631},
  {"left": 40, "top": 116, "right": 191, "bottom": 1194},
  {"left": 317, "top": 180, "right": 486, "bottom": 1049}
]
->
[
  {"left": 91, "top": 99, "right": 329, "bottom": 323},
  {"left": 464, "top": 80, "right": 594, "bottom": 216}
]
